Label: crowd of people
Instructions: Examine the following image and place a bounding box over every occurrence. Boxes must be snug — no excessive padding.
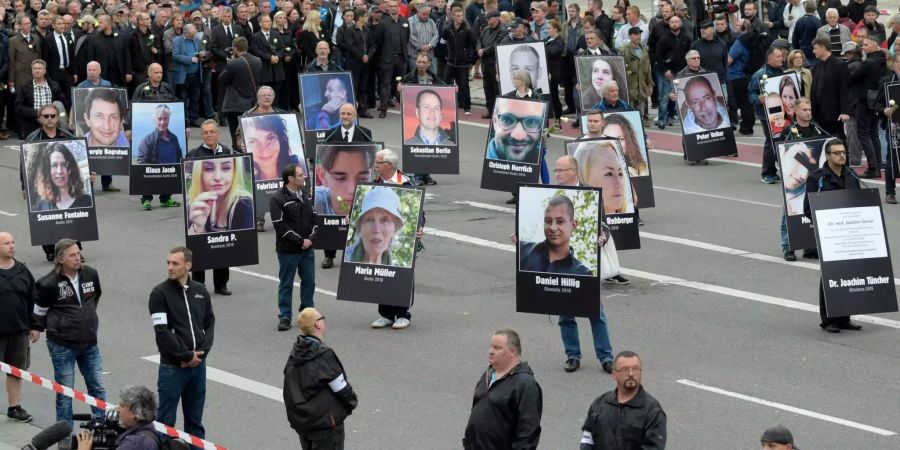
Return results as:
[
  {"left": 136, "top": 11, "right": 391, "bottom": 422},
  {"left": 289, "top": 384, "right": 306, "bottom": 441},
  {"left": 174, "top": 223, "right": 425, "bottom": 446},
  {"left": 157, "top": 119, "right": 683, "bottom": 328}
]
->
[{"left": 0, "top": 0, "right": 894, "bottom": 448}]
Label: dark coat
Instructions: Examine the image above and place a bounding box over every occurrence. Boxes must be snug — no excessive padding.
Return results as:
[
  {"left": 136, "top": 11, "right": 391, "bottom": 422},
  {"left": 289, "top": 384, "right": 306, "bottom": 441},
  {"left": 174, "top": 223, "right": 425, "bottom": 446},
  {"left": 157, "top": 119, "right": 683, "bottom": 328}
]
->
[
  {"left": 14, "top": 78, "right": 67, "bottom": 124},
  {"left": 148, "top": 278, "right": 215, "bottom": 365},
  {"left": 804, "top": 164, "right": 862, "bottom": 218},
  {"left": 283, "top": 335, "right": 358, "bottom": 432},
  {"left": 810, "top": 55, "right": 851, "bottom": 127},
  {"left": 8, "top": 32, "right": 41, "bottom": 88},
  {"left": 128, "top": 28, "right": 160, "bottom": 75},
  {"left": 84, "top": 31, "right": 132, "bottom": 86},
  {"left": 580, "top": 386, "right": 667, "bottom": 450},
  {"left": 131, "top": 81, "right": 178, "bottom": 102},
  {"left": 374, "top": 14, "right": 410, "bottom": 63},
  {"left": 545, "top": 36, "right": 564, "bottom": 80},
  {"left": 442, "top": 20, "right": 477, "bottom": 68},
  {"left": 463, "top": 362, "right": 542, "bottom": 450},
  {"left": 337, "top": 24, "right": 371, "bottom": 72},
  {"left": 34, "top": 265, "right": 102, "bottom": 348},
  {"left": 270, "top": 185, "right": 316, "bottom": 254},
  {"left": 655, "top": 29, "right": 692, "bottom": 74},
  {"left": 323, "top": 124, "right": 373, "bottom": 142},
  {"left": 41, "top": 32, "right": 75, "bottom": 84},
  {"left": 218, "top": 53, "right": 264, "bottom": 113},
  {"left": 690, "top": 36, "right": 728, "bottom": 82},
  {"left": 248, "top": 30, "right": 285, "bottom": 83},
  {"left": 209, "top": 22, "right": 247, "bottom": 72},
  {"left": 0, "top": 260, "right": 36, "bottom": 335}
]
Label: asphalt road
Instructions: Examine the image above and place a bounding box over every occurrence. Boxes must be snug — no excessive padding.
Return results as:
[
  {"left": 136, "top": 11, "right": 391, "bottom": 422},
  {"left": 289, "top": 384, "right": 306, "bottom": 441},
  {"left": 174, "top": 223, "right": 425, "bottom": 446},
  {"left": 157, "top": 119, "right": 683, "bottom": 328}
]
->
[{"left": 1, "top": 110, "right": 899, "bottom": 450}]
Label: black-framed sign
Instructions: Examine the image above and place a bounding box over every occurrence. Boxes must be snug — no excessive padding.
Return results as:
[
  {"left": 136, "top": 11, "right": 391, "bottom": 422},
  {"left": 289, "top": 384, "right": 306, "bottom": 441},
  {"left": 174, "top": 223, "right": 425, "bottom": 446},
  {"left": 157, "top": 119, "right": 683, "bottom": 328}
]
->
[
  {"left": 496, "top": 41, "right": 550, "bottom": 95},
  {"left": 810, "top": 188, "right": 898, "bottom": 318},
  {"left": 336, "top": 183, "right": 425, "bottom": 307},
  {"left": 777, "top": 136, "right": 831, "bottom": 250},
  {"left": 884, "top": 82, "right": 900, "bottom": 181},
  {"left": 674, "top": 72, "right": 737, "bottom": 160},
  {"left": 400, "top": 84, "right": 459, "bottom": 174},
  {"left": 129, "top": 101, "right": 187, "bottom": 195},
  {"left": 761, "top": 73, "right": 802, "bottom": 142},
  {"left": 566, "top": 138, "right": 640, "bottom": 250},
  {"left": 240, "top": 113, "right": 306, "bottom": 220},
  {"left": 21, "top": 139, "right": 99, "bottom": 245},
  {"left": 582, "top": 110, "right": 655, "bottom": 208},
  {"left": 299, "top": 71, "right": 355, "bottom": 147},
  {"left": 516, "top": 184, "right": 601, "bottom": 318},
  {"left": 73, "top": 87, "right": 130, "bottom": 175},
  {"left": 575, "top": 55, "right": 630, "bottom": 110},
  {"left": 313, "top": 142, "right": 380, "bottom": 250},
  {"left": 480, "top": 97, "right": 546, "bottom": 192}
]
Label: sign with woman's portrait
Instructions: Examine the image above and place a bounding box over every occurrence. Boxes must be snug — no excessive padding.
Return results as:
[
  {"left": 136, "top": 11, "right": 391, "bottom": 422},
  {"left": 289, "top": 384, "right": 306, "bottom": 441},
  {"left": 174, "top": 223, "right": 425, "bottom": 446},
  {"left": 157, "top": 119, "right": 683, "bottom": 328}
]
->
[
  {"left": 576, "top": 55, "right": 629, "bottom": 110},
  {"left": 777, "top": 136, "right": 830, "bottom": 250},
  {"left": 129, "top": 101, "right": 187, "bottom": 195},
  {"left": 182, "top": 154, "right": 259, "bottom": 271},
  {"left": 299, "top": 72, "right": 355, "bottom": 143},
  {"left": 337, "top": 183, "right": 425, "bottom": 308},
  {"left": 762, "top": 73, "right": 801, "bottom": 141},
  {"left": 239, "top": 113, "right": 305, "bottom": 220},
  {"left": 21, "top": 139, "right": 99, "bottom": 245},
  {"left": 582, "top": 111, "right": 655, "bottom": 208},
  {"left": 73, "top": 87, "right": 130, "bottom": 175}
]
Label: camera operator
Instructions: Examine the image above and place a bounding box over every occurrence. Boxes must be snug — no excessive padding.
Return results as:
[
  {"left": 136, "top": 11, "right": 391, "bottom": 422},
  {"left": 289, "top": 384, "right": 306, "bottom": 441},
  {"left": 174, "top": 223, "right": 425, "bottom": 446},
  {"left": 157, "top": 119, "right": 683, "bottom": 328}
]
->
[{"left": 75, "top": 386, "right": 160, "bottom": 450}]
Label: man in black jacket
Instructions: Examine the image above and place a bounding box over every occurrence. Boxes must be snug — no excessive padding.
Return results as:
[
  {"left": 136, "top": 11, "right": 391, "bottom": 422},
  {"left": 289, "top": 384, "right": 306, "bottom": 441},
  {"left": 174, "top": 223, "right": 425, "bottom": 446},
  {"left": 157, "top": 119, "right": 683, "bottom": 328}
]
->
[
  {"left": 810, "top": 38, "right": 850, "bottom": 139},
  {"left": 219, "top": 37, "right": 263, "bottom": 148},
  {"left": 14, "top": 60, "right": 67, "bottom": 138},
  {"left": 34, "top": 239, "right": 107, "bottom": 426},
  {"left": 271, "top": 163, "right": 317, "bottom": 331},
  {"left": 852, "top": 36, "right": 886, "bottom": 179},
  {"left": 0, "top": 232, "right": 38, "bottom": 423},
  {"left": 579, "top": 350, "right": 667, "bottom": 449},
  {"left": 148, "top": 246, "right": 215, "bottom": 443},
  {"left": 374, "top": 0, "right": 410, "bottom": 118},
  {"left": 42, "top": 16, "right": 75, "bottom": 103},
  {"left": 654, "top": 15, "right": 691, "bottom": 129},
  {"left": 284, "top": 307, "right": 358, "bottom": 449},
  {"left": 477, "top": 10, "right": 505, "bottom": 118},
  {"left": 464, "top": 330, "right": 542, "bottom": 450},
  {"left": 338, "top": 8, "right": 374, "bottom": 118},
  {"left": 442, "top": 7, "right": 476, "bottom": 115},
  {"left": 803, "top": 139, "right": 864, "bottom": 333}
]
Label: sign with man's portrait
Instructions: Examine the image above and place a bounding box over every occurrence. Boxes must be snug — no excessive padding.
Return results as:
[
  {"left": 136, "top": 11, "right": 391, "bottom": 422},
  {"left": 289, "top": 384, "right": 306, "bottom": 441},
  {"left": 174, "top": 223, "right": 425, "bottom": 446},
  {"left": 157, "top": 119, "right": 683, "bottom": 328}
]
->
[
  {"left": 299, "top": 72, "right": 356, "bottom": 144},
  {"left": 129, "top": 101, "right": 187, "bottom": 195},
  {"left": 496, "top": 42, "right": 550, "bottom": 96},
  {"left": 313, "top": 143, "right": 381, "bottom": 249},
  {"left": 480, "top": 97, "right": 547, "bottom": 192},
  {"left": 400, "top": 85, "right": 460, "bottom": 174},
  {"left": 73, "top": 87, "right": 130, "bottom": 175},
  {"left": 576, "top": 55, "right": 630, "bottom": 110},
  {"left": 675, "top": 72, "right": 737, "bottom": 160},
  {"left": 516, "top": 184, "right": 601, "bottom": 318}
]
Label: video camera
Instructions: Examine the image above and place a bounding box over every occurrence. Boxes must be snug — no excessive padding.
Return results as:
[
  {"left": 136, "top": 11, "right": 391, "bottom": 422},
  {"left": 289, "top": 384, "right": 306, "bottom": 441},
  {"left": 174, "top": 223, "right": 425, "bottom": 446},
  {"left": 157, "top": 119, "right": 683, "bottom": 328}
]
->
[
  {"left": 707, "top": 0, "right": 738, "bottom": 16},
  {"left": 70, "top": 410, "right": 125, "bottom": 450}
]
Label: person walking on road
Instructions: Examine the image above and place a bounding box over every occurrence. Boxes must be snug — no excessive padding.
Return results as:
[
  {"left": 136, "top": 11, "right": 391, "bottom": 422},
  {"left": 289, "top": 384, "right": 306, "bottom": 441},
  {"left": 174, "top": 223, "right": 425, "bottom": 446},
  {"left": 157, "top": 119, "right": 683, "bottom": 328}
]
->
[{"left": 0, "top": 232, "right": 38, "bottom": 423}]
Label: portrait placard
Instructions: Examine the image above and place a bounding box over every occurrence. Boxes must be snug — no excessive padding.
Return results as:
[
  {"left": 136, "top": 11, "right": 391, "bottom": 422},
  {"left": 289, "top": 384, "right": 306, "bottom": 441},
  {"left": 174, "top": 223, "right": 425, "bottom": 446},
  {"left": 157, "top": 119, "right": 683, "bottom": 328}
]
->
[
  {"left": 480, "top": 97, "right": 546, "bottom": 192},
  {"left": 400, "top": 84, "right": 459, "bottom": 174},
  {"left": 777, "top": 136, "right": 830, "bottom": 250},
  {"left": 582, "top": 111, "right": 655, "bottom": 208},
  {"left": 575, "top": 55, "right": 630, "bottom": 110},
  {"left": 21, "top": 139, "right": 99, "bottom": 245},
  {"left": 762, "top": 73, "right": 801, "bottom": 142},
  {"left": 313, "top": 143, "right": 380, "bottom": 249},
  {"left": 240, "top": 113, "right": 306, "bottom": 220},
  {"left": 129, "top": 101, "right": 187, "bottom": 195},
  {"left": 73, "top": 87, "right": 130, "bottom": 175},
  {"left": 496, "top": 42, "right": 550, "bottom": 95},
  {"left": 299, "top": 72, "right": 355, "bottom": 146},
  {"left": 674, "top": 73, "right": 737, "bottom": 160}
]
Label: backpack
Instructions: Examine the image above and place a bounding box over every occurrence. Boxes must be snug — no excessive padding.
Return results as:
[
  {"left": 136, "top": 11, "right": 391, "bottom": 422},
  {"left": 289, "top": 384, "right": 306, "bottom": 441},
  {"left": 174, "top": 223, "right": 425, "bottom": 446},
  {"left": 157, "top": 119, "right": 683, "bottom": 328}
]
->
[
  {"left": 742, "top": 31, "right": 773, "bottom": 76},
  {"left": 137, "top": 429, "right": 192, "bottom": 450}
]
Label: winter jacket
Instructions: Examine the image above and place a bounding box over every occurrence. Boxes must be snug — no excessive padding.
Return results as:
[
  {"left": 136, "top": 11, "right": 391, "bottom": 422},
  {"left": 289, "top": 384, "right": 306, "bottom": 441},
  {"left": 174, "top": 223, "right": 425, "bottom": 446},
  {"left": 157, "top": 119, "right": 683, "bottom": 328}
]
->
[
  {"left": 749, "top": 64, "right": 785, "bottom": 119},
  {"left": 579, "top": 386, "right": 667, "bottom": 450},
  {"left": 115, "top": 422, "right": 160, "bottom": 450},
  {"left": 270, "top": 186, "right": 316, "bottom": 254},
  {"left": 655, "top": 29, "right": 692, "bottom": 75},
  {"left": 690, "top": 36, "right": 728, "bottom": 82},
  {"left": 136, "top": 128, "right": 184, "bottom": 165},
  {"left": 283, "top": 335, "right": 358, "bottom": 432},
  {"left": 463, "top": 362, "right": 542, "bottom": 450},
  {"left": 0, "top": 260, "right": 36, "bottom": 335},
  {"left": 791, "top": 14, "right": 822, "bottom": 61},
  {"left": 34, "top": 265, "right": 102, "bottom": 348},
  {"left": 148, "top": 278, "right": 215, "bottom": 366},
  {"left": 804, "top": 164, "right": 862, "bottom": 218},
  {"left": 443, "top": 20, "right": 477, "bottom": 68},
  {"left": 476, "top": 23, "right": 507, "bottom": 63}
]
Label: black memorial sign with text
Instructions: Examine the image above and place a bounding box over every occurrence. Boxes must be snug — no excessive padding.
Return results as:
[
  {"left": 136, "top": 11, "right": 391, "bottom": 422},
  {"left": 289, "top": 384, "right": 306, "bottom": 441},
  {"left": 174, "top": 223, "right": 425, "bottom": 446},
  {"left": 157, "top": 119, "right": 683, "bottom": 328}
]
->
[
  {"left": 575, "top": 55, "right": 630, "bottom": 110},
  {"left": 22, "top": 139, "right": 99, "bottom": 245},
  {"left": 810, "top": 188, "right": 898, "bottom": 318},
  {"left": 566, "top": 138, "right": 640, "bottom": 250},
  {"left": 240, "top": 113, "right": 306, "bottom": 220},
  {"left": 516, "top": 184, "right": 601, "bottom": 318},
  {"left": 480, "top": 97, "right": 546, "bottom": 192},
  {"left": 73, "top": 87, "right": 130, "bottom": 175},
  {"left": 337, "top": 183, "right": 425, "bottom": 307},
  {"left": 313, "top": 143, "right": 380, "bottom": 249},
  {"left": 674, "top": 73, "right": 737, "bottom": 160},
  {"left": 182, "top": 154, "right": 259, "bottom": 271},
  {"left": 762, "top": 73, "right": 802, "bottom": 142},
  {"left": 129, "top": 101, "right": 187, "bottom": 195},
  {"left": 583, "top": 111, "right": 655, "bottom": 207},
  {"left": 299, "top": 72, "right": 355, "bottom": 148},
  {"left": 777, "top": 136, "right": 830, "bottom": 250},
  {"left": 400, "top": 85, "right": 459, "bottom": 174}
]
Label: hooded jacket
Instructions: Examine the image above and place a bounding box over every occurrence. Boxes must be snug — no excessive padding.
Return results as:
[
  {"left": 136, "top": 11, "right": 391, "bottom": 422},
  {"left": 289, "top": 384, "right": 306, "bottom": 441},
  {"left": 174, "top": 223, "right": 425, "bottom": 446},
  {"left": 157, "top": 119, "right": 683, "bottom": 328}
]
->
[
  {"left": 283, "top": 335, "right": 357, "bottom": 432},
  {"left": 34, "top": 265, "right": 102, "bottom": 348},
  {"left": 0, "top": 260, "right": 36, "bottom": 335},
  {"left": 463, "top": 362, "right": 542, "bottom": 450},
  {"left": 148, "top": 278, "right": 215, "bottom": 365}
]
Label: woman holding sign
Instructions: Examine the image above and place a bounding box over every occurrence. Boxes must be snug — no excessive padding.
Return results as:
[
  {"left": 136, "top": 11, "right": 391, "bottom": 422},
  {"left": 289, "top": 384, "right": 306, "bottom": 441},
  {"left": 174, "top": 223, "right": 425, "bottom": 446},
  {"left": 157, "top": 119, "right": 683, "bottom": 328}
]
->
[
  {"left": 186, "top": 157, "right": 254, "bottom": 235},
  {"left": 345, "top": 187, "right": 404, "bottom": 266},
  {"left": 29, "top": 142, "right": 93, "bottom": 212}
]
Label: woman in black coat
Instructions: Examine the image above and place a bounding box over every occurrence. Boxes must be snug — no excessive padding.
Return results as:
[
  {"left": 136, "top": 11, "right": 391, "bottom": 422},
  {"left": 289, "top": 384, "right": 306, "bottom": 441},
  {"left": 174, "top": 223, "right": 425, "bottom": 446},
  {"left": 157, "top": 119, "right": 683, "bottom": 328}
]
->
[{"left": 544, "top": 19, "right": 565, "bottom": 126}]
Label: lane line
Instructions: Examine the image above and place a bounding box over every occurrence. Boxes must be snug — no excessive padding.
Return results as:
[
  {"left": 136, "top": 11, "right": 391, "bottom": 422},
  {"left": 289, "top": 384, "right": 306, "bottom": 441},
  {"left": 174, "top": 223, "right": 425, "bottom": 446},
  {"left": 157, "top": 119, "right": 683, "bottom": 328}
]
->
[
  {"left": 142, "top": 355, "right": 284, "bottom": 403},
  {"left": 654, "top": 186, "right": 781, "bottom": 208},
  {"left": 230, "top": 267, "right": 337, "bottom": 297},
  {"left": 677, "top": 379, "right": 896, "bottom": 436},
  {"left": 0, "top": 209, "right": 19, "bottom": 216}
]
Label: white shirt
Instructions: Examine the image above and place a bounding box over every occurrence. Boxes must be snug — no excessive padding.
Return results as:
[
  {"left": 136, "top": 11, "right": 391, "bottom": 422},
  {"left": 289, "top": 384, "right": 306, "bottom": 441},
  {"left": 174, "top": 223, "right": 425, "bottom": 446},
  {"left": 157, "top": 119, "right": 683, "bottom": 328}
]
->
[
  {"left": 340, "top": 125, "right": 355, "bottom": 141},
  {"left": 65, "top": 272, "right": 82, "bottom": 304},
  {"left": 54, "top": 32, "right": 68, "bottom": 68}
]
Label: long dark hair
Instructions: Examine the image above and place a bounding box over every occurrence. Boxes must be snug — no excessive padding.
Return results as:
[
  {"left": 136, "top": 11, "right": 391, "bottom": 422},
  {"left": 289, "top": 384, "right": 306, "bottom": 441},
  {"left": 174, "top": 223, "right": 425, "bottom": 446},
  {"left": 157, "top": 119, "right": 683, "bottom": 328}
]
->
[
  {"left": 29, "top": 142, "right": 86, "bottom": 206},
  {"left": 243, "top": 114, "right": 294, "bottom": 179}
]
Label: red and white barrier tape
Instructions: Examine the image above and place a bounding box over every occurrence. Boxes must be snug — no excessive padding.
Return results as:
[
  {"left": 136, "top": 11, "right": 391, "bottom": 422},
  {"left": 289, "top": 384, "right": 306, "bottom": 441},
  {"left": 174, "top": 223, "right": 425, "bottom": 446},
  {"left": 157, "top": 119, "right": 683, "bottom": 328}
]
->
[{"left": 0, "top": 361, "right": 229, "bottom": 450}]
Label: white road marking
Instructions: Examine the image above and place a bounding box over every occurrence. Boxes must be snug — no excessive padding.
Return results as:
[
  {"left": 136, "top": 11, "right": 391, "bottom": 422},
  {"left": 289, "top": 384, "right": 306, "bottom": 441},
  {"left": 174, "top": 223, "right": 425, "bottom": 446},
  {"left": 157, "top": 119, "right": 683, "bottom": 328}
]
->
[
  {"left": 0, "top": 209, "right": 20, "bottom": 216},
  {"left": 654, "top": 186, "right": 781, "bottom": 208},
  {"left": 677, "top": 379, "right": 897, "bottom": 436},
  {"left": 230, "top": 267, "right": 337, "bottom": 297},
  {"left": 142, "top": 355, "right": 284, "bottom": 403},
  {"left": 453, "top": 200, "right": 515, "bottom": 213}
]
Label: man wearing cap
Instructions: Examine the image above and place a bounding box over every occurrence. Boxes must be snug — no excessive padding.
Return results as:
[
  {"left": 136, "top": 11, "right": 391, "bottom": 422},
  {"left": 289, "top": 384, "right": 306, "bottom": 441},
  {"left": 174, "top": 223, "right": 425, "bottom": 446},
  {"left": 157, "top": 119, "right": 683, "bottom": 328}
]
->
[
  {"left": 761, "top": 424, "right": 797, "bottom": 449},
  {"left": 530, "top": 2, "right": 549, "bottom": 40},
  {"left": 476, "top": 9, "right": 505, "bottom": 118}
]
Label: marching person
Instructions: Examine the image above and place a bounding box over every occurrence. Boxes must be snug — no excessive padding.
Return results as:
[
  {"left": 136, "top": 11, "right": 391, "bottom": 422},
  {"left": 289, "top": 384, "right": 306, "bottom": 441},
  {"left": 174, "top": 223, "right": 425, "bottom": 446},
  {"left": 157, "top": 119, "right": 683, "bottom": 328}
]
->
[
  {"left": 34, "top": 238, "right": 107, "bottom": 426},
  {"left": 0, "top": 232, "right": 38, "bottom": 423},
  {"left": 579, "top": 350, "right": 667, "bottom": 449},
  {"left": 759, "top": 425, "right": 797, "bottom": 450},
  {"left": 271, "top": 163, "right": 317, "bottom": 331},
  {"left": 148, "top": 246, "right": 215, "bottom": 445},
  {"left": 373, "top": 0, "right": 410, "bottom": 118},
  {"left": 463, "top": 329, "right": 542, "bottom": 449},
  {"left": 781, "top": 97, "right": 826, "bottom": 262},
  {"left": 283, "top": 308, "right": 358, "bottom": 449},
  {"left": 803, "top": 139, "right": 864, "bottom": 333}
]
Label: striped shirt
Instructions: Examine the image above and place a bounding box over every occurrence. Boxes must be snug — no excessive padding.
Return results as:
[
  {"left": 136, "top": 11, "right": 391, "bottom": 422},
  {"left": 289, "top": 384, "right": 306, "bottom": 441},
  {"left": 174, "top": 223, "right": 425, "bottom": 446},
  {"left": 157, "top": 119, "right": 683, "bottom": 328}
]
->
[{"left": 408, "top": 15, "right": 439, "bottom": 57}]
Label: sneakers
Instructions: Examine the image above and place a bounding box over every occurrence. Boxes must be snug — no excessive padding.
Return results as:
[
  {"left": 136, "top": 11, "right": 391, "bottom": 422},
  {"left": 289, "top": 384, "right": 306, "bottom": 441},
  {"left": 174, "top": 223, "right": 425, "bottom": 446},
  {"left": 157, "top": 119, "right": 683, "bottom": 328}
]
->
[
  {"left": 141, "top": 200, "right": 152, "bottom": 210},
  {"left": 464, "top": 110, "right": 472, "bottom": 115},
  {"left": 783, "top": 251, "right": 797, "bottom": 262},
  {"left": 887, "top": 193, "right": 897, "bottom": 204},
  {"left": 277, "top": 318, "right": 291, "bottom": 331},
  {"left": 7, "top": 406, "right": 33, "bottom": 423},
  {"left": 604, "top": 275, "right": 630, "bottom": 285},
  {"left": 392, "top": 317, "right": 410, "bottom": 329},
  {"left": 761, "top": 175, "right": 779, "bottom": 184},
  {"left": 371, "top": 317, "right": 393, "bottom": 328},
  {"left": 159, "top": 198, "right": 181, "bottom": 208}
]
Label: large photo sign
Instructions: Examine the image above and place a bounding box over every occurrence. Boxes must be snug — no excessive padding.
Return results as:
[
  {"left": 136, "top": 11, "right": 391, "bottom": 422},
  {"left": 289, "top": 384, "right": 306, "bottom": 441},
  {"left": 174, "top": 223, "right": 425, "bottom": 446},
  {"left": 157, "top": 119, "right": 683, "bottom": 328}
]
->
[
  {"left": 777, "top": 136, "right": 830, "bottom": 250},
  {"left": 762, "top": 73, "right": 801, "bottom": 142},
  {"left": 240, "top": 113, "right": 306, "bottom": 220},
  {"left": 336, "top": 184, "right": 425, "bottom": 307},
  {"left": 516, "top": 184, "right": 601, "bottom": 318},
  {"left": 22, "top": 139, "right": 99, "bottom": 245},
  {"left": 73, "top": 87, "right": 130, "bottom": 175},
  {"left": 496, "top": 42, "right": 550, "bottom": 95},
  {"left": 480, "top": 97, "right": 546, "bottom": 192},
  {"left": 400, "top": 84, "right": 459, "bottom": 174},
  {"left": 566, "top": 138, "right": 640, "bottom": 250},
  {"left": 129, "top": 102, "right": 187, "bottom": 195},
  {"left": 674, "top": 73, "right": 737, "bottom": 160},
  {"left": 576, "top": 55, "right": 630, "bottom": 110},
  {"left": 810, "top": 188, "right": 898, "bottom": 318},
  {"left": 582, "top": 111, "right": 655, "bottom": 207},
  {"left": 313, "top": 143, "right": 379, "bottom": 249},
  {"left": 182, "top": 154, "right": 259, "bottom": 270},
  {"left": 299, "top": 72, "right": 355, "bottom": 145}
]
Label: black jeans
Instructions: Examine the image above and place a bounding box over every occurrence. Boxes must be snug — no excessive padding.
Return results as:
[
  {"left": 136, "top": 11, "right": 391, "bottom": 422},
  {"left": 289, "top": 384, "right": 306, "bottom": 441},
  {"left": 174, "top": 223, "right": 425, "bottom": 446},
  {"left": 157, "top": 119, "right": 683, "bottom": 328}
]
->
[
  {"left": 443, "top": 64, "right": 471, "bottom": 110},
  {"left": 177, "top": 71, "right": 202, "bottom": 121},
  {"left": 886, "top": 139, "right": 896, "bottom": 195},
  {"left": 299, "top": 424, "right": 344, "bottom": 450},
  {"left": 226, "top": 111, "right": 243, "bottom": 148},
  {"left": 482, "top": 60, "right": 499, "bottom": 112},
  {"left": 378, "top": 283, "right": 413, "bottom": 320},
  {"left": 760, "top": 119, "right": 778, "bottom": 177},
  {"left": 378, "top": 55, "right": 406, "bottom": 111},
  {"left": 561, "top": 56, "right": 577, "bottom": 111},
  {"left": 192, "top": 268, "right": 230, "bottom": 290},
  {"left": 732, "top": 78, "right": 754, "bottom": 133},
  {"left": 820, "top": 278, "right": 850, "bottom": 326},
  {"left": 856, "top": 105, "right": 881, "bottom": 170},
  {"left": 548, "top": 72, "right": 563, "bottom": 119}
]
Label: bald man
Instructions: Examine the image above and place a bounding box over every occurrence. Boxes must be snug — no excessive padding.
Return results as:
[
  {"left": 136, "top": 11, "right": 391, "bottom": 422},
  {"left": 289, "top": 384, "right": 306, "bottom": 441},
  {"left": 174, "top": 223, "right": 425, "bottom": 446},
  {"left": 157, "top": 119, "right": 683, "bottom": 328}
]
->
[
  {"left": 0, "top": 232, "right": 39, "bottom": 423},
  {"left": 77, "top": 61, "right": 112, "bottom": 87}
]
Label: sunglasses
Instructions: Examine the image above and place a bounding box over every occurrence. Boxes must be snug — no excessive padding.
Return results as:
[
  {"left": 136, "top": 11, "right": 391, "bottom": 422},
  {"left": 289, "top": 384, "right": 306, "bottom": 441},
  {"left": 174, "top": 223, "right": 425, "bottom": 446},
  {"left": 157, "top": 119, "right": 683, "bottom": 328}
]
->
[{"left": 41, "top": 114, "right": 57, "bottom": 119}]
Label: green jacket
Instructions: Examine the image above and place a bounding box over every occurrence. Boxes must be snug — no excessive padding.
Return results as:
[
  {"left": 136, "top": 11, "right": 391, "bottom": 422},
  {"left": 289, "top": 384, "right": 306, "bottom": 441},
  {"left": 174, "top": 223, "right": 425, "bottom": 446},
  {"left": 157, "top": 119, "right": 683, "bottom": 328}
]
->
[{"left": 621, "top": 43, "right": 653, "bottom": 103}]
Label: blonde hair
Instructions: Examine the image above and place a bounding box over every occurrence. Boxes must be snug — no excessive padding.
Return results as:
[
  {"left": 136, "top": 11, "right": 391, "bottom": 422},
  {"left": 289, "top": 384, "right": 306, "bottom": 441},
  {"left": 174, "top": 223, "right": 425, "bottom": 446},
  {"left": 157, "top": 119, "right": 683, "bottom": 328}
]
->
[
  {"left": 302, "top": 10, "right": 321, "bottom": 33},
  {"left": 187, "top": 157, "right": 253, "bottom": 222},
  {"left": 573, "top": 140, "right": 628, "bottom": 213},
  {"left": 298, "top": 308, "right": 320, "bottom": 335},
  {"left": 511, "top": 68, "right": 533, "bottom": 90}
]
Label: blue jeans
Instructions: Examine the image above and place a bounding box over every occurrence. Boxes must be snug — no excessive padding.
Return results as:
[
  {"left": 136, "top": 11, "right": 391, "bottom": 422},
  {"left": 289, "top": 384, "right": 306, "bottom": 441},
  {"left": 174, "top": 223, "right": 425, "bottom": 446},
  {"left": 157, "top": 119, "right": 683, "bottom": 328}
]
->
[
  {"left": 540, "top": 147, "right": 550, "bottom": 184},
  {"left": 558, "top": 306, "right": 613, "bottom": 363},
  {"left": 277, "top": 251, "right": 316, "bottom": 320},
  {"left": 46, "top": 341, "right": 106, "bottom": 425},
  {"left": 656, "top": 69, "right": 676, "bottom": 123},
  {"left": 157, "top": 362, "right": 206, "bottom": 443},
  {"left": 780, "top": 211, "right": 789, "bottom": 253}
]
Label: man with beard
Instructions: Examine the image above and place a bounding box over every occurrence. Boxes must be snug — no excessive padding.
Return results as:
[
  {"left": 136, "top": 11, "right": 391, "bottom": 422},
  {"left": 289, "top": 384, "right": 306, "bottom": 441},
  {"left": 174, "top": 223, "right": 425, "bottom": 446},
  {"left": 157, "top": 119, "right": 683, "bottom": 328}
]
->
[
  {"left": 486, "top": 98, "right": 543, "bottom": 163},
  {"left": 84, "top": 14, "right": 132, "bottom": 88},
  {"left": 579, "top": 351, "right": 667, "bottom": 449},
  {"left": 405, "top": 89, "right": 454, "bottom": 145}
]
